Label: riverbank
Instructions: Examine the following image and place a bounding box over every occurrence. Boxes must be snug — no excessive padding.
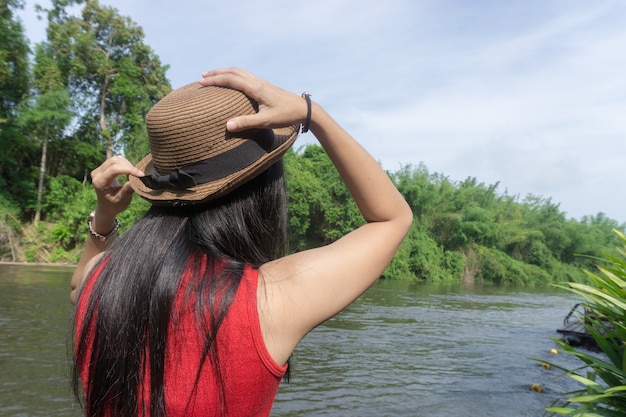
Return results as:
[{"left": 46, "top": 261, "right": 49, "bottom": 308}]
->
[{"left": 0, "top": 261, "right": 75, "bottom": 267}]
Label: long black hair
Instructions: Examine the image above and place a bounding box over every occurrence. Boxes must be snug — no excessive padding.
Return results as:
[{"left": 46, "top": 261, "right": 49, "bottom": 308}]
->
[{"left": 71, "top": 161, "right": 288, "bottom": 417}]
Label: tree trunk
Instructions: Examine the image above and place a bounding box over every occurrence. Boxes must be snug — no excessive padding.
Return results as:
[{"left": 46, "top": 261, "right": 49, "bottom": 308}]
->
[
  {"left": 34, "top": 134, "right": 48, "bottom": 226},
  {"left": 100, "top": 32, "right": 114, "bottom": 159},
  {"left": 100, "top": 74, "right": 112, "bottom": 159},
  {"left": 8, "top": 228, "right": 16, "bottom": 262}
]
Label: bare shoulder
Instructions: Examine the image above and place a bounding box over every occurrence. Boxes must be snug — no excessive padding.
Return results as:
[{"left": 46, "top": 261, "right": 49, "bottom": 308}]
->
[
  {"left": 256, "top": 248, "right": 328, "bottom": 365},
  {"left": 256, "top": 225, "right": 397, "bottom": 351}
]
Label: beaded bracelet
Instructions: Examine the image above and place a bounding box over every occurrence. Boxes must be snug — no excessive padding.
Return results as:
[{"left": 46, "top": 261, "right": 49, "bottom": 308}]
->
[{"left": 87, "top": 211, "right": 120, "bottom": 242}]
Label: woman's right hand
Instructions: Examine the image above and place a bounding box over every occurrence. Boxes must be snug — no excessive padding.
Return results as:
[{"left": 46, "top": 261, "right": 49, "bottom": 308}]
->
[
  {"left": 199, "top": 68, "right": 308, "bottom": 132},
  {"left": 71, "top": 156, "right": 144, "bottom": 303},
  {"left": 90, "top": 155, "right": 145, "bottom": 222}
]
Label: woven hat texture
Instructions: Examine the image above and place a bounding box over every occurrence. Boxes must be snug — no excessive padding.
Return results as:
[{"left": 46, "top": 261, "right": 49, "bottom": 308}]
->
[{"left": 129, "top": 82, "right": 298, "bottom": 205}]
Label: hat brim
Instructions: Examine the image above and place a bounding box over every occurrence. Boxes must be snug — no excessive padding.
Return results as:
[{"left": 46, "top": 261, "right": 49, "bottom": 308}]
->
[{"left": 128, "top": 125, "right": 298, "bottom": 206}]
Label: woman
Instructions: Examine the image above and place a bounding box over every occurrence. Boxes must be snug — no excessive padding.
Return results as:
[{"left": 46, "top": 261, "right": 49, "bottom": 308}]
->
[{"left": 70, "top": 68, "right": 413, "bottom": 417}]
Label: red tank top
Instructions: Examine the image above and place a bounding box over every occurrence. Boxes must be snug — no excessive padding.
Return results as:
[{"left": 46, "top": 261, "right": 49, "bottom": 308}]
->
[{"left": 76, "top": 260, "right": 287, "bottom": 416}]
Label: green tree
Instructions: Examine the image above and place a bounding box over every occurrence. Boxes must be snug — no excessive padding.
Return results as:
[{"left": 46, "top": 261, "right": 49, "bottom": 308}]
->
[
  {"left": 15, "top": 41, "right": 72, "bottom": 224},
  {"left": 285, "top": 145, "right": 363, "bottom": 251},
  {"left": 388, "top": 163, "right": 623, "bottom": 285},
  {"left": 392, "top": 163, "right": 433, "bottom": 221},
  {"left": 40, "top": 0, "right": 171, "bottom": 161},
  {"left": 0, "top": 0, "right": 29, "bottom": 122},
  {"left": 284, "top": 148, "right": 323, "bottom": 251},
  {"left": 19, "top": 87, "right": 72, "bottom": 225},
  {"left": 30, "top": 41, "right": 102, "bottom": 185},
  {"left": 0, "top": 0, "right": 33, "bottom": 213}
]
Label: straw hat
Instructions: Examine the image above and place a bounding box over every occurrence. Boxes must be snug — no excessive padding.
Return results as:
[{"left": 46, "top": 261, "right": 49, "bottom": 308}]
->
[{"left": 129, "top": 82, "right": 299, "bottom": 206}]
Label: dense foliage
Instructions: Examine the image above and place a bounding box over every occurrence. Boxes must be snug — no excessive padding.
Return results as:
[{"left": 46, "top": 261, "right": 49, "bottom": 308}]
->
[
  {"left": 1, "top": 1, "right": 624, "bottom": 286},
  {"left": 547, "top": 230, "right": 626, "bottom": 415},
  {"left": 0, "top": 0, "right": 170, "bottom": 225},
  {"left": 1, "top": 0, "right": 32, "bottom": 218}
]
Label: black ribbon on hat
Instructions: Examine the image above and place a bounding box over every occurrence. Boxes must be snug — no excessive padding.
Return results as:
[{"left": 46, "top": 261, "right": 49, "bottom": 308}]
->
[
  {"left": 140, "top": 167, "right": 198, "bottom": 190},
  {"left": 138, "top": 130, "right": 281, "bottom": 191}
]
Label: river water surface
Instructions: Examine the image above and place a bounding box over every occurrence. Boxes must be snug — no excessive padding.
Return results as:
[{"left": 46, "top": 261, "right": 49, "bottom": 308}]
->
[{"left": 0, "top": 264, "right": 582, "bottom": 416}]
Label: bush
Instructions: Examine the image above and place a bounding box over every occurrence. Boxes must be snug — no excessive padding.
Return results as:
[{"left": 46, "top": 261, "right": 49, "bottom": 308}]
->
[
  {"left": 44, "top": 175, "right": 84, "bottom": 220},
  {"left": 0, "top": 193, "right": 21, "bottom": 261},
  {"left": 548, "top": 229, "right": 626, "bottom": 416}
]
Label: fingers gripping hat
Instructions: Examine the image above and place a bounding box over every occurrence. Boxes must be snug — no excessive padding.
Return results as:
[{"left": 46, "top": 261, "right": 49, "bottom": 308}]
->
[{"left": 129, "top": 83, "right": 299, "bottom": 206}]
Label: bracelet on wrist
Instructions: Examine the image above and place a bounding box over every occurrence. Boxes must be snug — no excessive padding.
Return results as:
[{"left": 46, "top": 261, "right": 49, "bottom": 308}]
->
[
  {"left": 87, "top": 211, "right": 120, "bottom": 242},
  {"left": 301, "top": 92, "right": 312, "bottom": 134}
]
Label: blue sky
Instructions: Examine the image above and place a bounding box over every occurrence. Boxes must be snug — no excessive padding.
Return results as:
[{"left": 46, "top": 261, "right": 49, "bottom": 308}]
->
[{"left": 18, "top": 0, "right": 626, "bottom": 223}]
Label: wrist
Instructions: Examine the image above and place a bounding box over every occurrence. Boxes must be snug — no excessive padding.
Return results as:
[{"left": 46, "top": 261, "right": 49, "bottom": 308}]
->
[
  {"left": 308, "top": 102, "right": 329, "bottom": 135},
  {"left": 300, "top": 92, "right": 312, "bottom": 134},
  {"left": 88, "top": 210, "right": 120, "bottom": 242}
]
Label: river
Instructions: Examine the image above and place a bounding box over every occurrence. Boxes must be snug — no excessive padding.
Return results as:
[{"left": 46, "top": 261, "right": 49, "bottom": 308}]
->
[{"left": 0, "top": 264, "right": 583, "bottom": 417}]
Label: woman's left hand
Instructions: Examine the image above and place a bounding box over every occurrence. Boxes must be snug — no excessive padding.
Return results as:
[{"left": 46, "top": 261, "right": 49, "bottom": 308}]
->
[{"left": 199, "top": 68, "right": 308, "bottom": 132}]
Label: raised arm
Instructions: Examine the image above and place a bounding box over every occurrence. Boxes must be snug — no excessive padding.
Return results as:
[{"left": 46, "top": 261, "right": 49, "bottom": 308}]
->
[
  {"left": 200, "top": 69, "right": 413, "bottom": 364},
  {"left": 70, "top": 156, "right": 144, "bottom": 303}
]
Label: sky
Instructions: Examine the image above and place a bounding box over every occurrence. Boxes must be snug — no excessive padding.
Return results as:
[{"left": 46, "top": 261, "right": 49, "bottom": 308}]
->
[{"left": 16, "top": 0, "right": 626, "bottom": 223}]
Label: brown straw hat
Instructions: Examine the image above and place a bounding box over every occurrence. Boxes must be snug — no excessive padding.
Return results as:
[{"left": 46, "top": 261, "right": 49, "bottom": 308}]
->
[{"left": 129, "top": 82, "right": 299, "bottom": 206}]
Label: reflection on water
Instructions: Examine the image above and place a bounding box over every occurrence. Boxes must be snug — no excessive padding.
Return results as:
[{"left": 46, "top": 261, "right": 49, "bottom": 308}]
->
[
  {"left": 0, "top": 265, "right": 582, "bottom": 417},
  {"left": 0, "top": 264, "right": 81, "bottom": 417}
]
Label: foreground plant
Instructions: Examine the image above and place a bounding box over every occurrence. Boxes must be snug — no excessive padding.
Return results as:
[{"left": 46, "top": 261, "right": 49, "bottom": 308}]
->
[{"left": 548, "top": 229, "right": 626, "bottom": 416}]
